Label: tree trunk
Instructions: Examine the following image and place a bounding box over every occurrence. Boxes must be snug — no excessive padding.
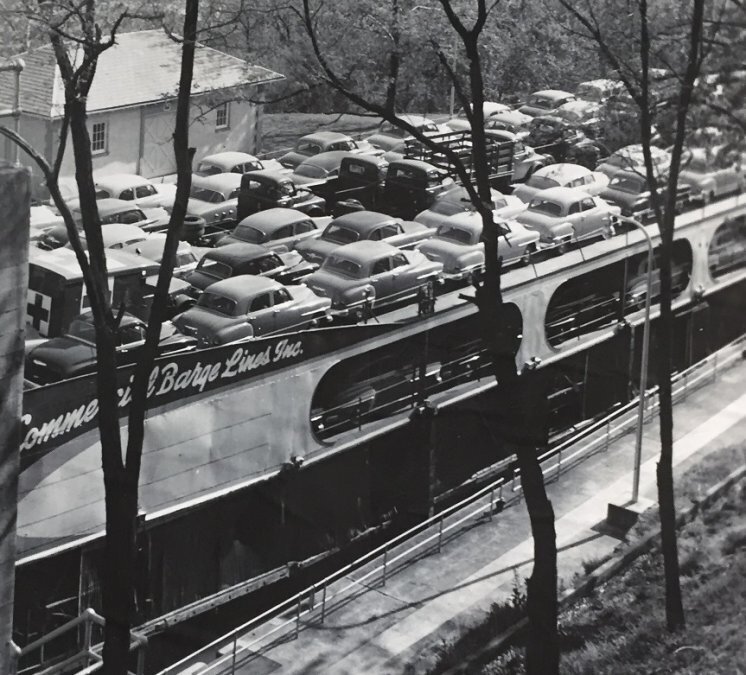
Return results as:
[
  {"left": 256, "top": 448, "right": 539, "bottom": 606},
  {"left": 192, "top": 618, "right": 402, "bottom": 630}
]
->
[{"left": 516, "top": 444, "right": 559, "bottom": 675}]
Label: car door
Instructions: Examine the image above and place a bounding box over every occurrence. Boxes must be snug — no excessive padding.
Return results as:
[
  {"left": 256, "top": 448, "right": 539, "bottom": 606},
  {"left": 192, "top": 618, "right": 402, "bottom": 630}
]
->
[
  {"left": 389, "top": 252, "right": 413, "bottom": 295},
  {"left": 270, "top": 287, "right": 297, "bottom": 332},
  {"left": 268, "top": 223, "right": 295, "bottom": 251},
  {"left": 246, "top": 292, "right": 275, "bottom": 336},
  {"left": 372, "top": 222, "right": 407, "bottom": 247},
  {"left": 369, "top": 256, "right": 395, "bottom": 299},
  {"left": 577, "top": 197, "right": 601, "bottom": 238}
]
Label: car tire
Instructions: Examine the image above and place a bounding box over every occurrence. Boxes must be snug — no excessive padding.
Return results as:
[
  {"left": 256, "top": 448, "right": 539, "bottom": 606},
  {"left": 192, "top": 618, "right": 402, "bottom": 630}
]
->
[
  {"left": 182, "top": 215, "right": 206, "bottom": 243},
  {"left": 520, "top": 245, "right": 536, "bottom": 266},
  {"left": 602, "top": 222, "right": 616, "bottom": 240}
]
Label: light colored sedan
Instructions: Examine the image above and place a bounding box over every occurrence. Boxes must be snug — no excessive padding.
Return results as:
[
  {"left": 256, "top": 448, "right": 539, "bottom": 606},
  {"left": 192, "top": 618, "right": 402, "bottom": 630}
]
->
[
  {"left": 414, "top": 185, "right": 526, "bottom": 229},
  {"left": 187, "top": 173, "right": 242, "bottom": 230},
  {"left": 195, "top": 151, "right": 287, "bottom": 176},
  {"left": 418, "top": 212, "right": 540, "bottom": 279},
  {"left": 173, "top": 275, "right": 332, "bottom": 346},
  {"left": 596, "top": 144, "right": 672, "bottom": 180},
  {"left": 679, "top": 147, "right": 745, "bottom": 204},
  {"left": 516, "top": 186, "right": 621, "bottom": 254},
  {"left": 518, "top": 90, "right": 576, "bottom": 118},
  {"left": 304, "top": 240, "right": 443, "bottom": 316},
  {"left": 94, "top": 173, "right": 177, "bottom": 211},
  {"left": 216, "top": 208, "right": 326, "bottom": 251},
  {"left": 296, "top": 210, "right": 436, "bottom": 266},
  {"left": 512, "top": 163, "right": 610, "bottom": 203}
]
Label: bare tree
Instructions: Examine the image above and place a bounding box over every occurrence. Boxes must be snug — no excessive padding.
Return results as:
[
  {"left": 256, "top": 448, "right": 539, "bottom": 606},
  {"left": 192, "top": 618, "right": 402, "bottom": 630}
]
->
[
  {"left": 298, "top": 0, "right": 559, "bottom": 670},
  {"left": 0, "top": 0, "right": 199, "bottom": 669},
  {"left": 558, "top": 0, "right": 713, "bottom": 631}
]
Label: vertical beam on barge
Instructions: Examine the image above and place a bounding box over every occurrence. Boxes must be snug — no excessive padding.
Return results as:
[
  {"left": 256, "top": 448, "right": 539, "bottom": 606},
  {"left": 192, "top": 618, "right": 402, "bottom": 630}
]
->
[{"left": 0, "top": 162, "right": 30, "bottom": 672}]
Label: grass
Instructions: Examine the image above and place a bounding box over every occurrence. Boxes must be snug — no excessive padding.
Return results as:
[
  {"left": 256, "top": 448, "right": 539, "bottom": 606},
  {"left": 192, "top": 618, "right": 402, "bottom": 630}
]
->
[{"left": 427, "top": 444, "right": 746, "bottom": 675}]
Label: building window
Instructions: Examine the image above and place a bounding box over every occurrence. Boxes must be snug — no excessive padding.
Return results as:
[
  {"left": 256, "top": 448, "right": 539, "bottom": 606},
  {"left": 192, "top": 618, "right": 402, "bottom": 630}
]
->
[
  {"left": 216, "top": 102, "right": 230, "bottom": 130},
  {"left": 91, "top": 121, "right": 107, "bottom": 154}
]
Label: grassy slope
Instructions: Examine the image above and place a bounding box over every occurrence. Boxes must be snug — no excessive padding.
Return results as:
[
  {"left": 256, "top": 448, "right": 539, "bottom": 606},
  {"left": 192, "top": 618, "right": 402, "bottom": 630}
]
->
[
  {"left": 258, "top": 113, "right": 383, "bottom": 154},
  {"left": 477, "top": 445, "right": 746, "bottom": 675}
]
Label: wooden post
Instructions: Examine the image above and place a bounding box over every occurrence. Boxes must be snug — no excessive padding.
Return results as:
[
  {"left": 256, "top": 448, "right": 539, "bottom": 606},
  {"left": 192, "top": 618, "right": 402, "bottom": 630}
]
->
[{"left": 0, "top": 163, "right": 30, "bottom": 675}]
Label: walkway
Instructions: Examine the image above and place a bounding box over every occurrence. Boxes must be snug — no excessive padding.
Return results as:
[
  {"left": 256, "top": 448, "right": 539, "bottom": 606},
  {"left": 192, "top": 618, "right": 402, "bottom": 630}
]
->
[{"left": 175, "top": 353, "right": 746, "bottom": 675}]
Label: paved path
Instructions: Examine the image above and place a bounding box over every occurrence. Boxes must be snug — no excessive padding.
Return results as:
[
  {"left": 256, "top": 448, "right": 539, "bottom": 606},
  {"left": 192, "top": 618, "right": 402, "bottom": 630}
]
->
[{"left": 192, "top": 355, "right": 746, "bottom": 675}]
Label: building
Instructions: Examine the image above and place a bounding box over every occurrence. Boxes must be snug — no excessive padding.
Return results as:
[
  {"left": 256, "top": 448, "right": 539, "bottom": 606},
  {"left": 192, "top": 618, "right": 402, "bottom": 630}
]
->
[{"left": 0, "top": 30, "right": 283, "bottom": 193}]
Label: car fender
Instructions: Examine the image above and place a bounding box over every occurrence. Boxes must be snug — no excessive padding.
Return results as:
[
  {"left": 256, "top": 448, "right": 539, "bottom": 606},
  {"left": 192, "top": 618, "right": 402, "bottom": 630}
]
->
[{"left": 455, "top": 249, "right": 485, "bottom": 270}]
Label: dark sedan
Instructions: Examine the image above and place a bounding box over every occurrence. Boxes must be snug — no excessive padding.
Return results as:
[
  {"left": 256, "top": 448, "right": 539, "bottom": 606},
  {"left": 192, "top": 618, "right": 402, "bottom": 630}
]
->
[
  {"left": 295, "top": 210, "right": 437, "bottom": 266},
  {"left": 25, "top": 313, "right": 196, "bottom": 384},
  {"left": 304, "top": 240, "right": 443, "bottom": 316},
  {"left": 215, "top": 208, "right": 325, "bottom": 251},
  {"left": 183, "top": 242, "right": 317, "bottom": 294},
  {"left": 173, "top": 275, "right": 332, "bottom": 346}
]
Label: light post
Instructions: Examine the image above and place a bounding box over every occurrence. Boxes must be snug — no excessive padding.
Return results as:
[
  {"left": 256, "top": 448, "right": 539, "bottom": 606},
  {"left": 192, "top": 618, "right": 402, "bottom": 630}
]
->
[{"left": 621, "top": 216, "right": 655, "bottom": 503}]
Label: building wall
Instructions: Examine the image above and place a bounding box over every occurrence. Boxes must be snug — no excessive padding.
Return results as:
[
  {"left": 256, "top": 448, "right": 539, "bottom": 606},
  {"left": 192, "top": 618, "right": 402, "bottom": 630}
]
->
[
  {"left": 0, "top": 163, "right": 30, "bottom": 673},
  {"left": 189, "top": 97, "right": 258, "bottom": 166},
  {"left": 0, "top": 114, "right": 52, "bottom": 197}
]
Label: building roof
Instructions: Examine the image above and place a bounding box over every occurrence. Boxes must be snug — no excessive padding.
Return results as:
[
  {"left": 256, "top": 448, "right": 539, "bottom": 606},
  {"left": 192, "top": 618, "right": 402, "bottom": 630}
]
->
[{"left": 0, "top": 29, "right": 284, "bottom": 118}]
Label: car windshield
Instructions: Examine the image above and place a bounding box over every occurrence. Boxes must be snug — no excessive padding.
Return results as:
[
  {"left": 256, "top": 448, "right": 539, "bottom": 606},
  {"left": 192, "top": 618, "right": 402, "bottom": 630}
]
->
[
  {"left": 437, "top": 225, "right": 476, "bottom": 244},
  {"left": 190, "top": 187, "right": 225, "bottom": 203},
  {"left": 198, "top": 292, "right": 238, "bottom": 316},
  {"left": 294, "top": 164, "right": 328, "bottom": 179},
  {"left": 324, "top": 255, "right": 363, "bottom": 278},
  {"left": 528, "top": 96, "right": 553, "bottom": 109},
  {"left": 176, "top": 251, "right": 198, "bottom": 267},
  {"left": 526, "top": 176, "right": 560, "bottom": 190},
  {"left": 529, "top": 199, "right": 564, "bottom": 216},
  {"left": 234, "top": 225, "right": 264, "bottom": 243},
  {"left": 609, "top": 175, "right": 645, "bottom": 194},
  {"left": 196, "top": 163, "right": 222, "bottom": 176},
  {"left": 67, "top": 318, "right": 97, "bottom": 345},
  {"left": 196, "top": 258, "right": 232, "bottom": 279},
  {"left": 323, "top": 224, "right": 360, "bottom": 244}
]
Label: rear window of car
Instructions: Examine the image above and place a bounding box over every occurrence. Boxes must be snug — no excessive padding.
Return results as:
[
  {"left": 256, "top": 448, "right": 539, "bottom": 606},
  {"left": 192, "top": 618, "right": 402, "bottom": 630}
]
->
[
  {"left": 294, "top": 163, "right": 328, "bottom": 179},
  {"left": 529, "top": 199, "right": 563, "bottom": 216},
  {"left": 196, "top": 163, "right": 223, "bottom": 176},
  {"left": 609, "top": 175, "right": 645, "bottom": 194},
  {"left": 324, "top": 255, "right": 363, "bottom": 278},
  {"left": 198, "top": 292, "right": 237, "bottom": 316},
  {"left": 323, "top": 225, "right": 360, "bottom": 244},
  {"left": 234, "top": 225, "right": 265, "bottom": 243},
  {"left": 196, "top": 258, "right": 232, "bottom": 279},
  {"left": 437, "top": 226, "right": 475, "bottom": 244},
  {"left": 526, "top": 176, "right": 560, "bottom": 190},
  {"left": 430, "top": 200, "right": 464, "bottom": 216},
  {"left": 528, "top": 96, "right": 553, "bottom": 108},
  {"left": 102, "top": 209, "right": 146, "bottom": 225},
  {"left": 190, "top": 187, "right": 225, "bottom": 203}
]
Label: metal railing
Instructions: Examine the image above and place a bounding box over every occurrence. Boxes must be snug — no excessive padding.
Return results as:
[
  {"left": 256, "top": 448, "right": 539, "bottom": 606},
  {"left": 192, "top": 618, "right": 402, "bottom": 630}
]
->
[
  {"left": 157, "top": 332, "right": 745, "bottom": 675},
  {"left": 12, "top": 608, "right": 147, "bottom": 675}
]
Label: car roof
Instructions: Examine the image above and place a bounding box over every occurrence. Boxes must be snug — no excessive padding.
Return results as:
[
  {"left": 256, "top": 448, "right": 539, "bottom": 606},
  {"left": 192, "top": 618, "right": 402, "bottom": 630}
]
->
[
  {"left": 329, "top": 210, "right": 397, "bottom": 233},
  {"left": 99, "top": 223, "right": 147, "bottom": 243},
  {"left": 490, "top": 110, "right": 531, "bottom": 124},
  {"left": 442, "top": 212, "right": 483, "bottom": 231},
  {"left": 558, "top": 100, "right": 597, "bottom": 113},
  {"left": 530, "top": 89, "right": 575, "bottom": 99},
  {"left": 29, "top": 245, "right": 157, "bottom": 279},
  {"left": 301, "top": 130, "right": 353, "bottom": 143},
  {"left": 536, "top": 163, "right": 591, "bottom": 181},
  {"left": 296, "top": 150, "right": 356, "bottom": 169},
  {"left": 204, "top": 242, "right": 275, "bottom": 263},
  {"left": 204, "top": 274, "right": 281, "bottom": 300},
  {"left": 531, "top": 186, "right": 593, "bottom": 203},
  {"left": 237, "top": 208, "right": 310, "bottom": 230},
  {"left": 330, "top": 240, "right": 399, "bottom": 263},
  {"left": 122, "top": 234, "right": 192, "bottom": 260},
  {"left": 199, "top": 151, "right": 260, "bottom": 165},
  {"left": 388, "top": 158, "right": 441, "bottom": 172},
  {"left": 94, "top": 173, "right": 152, "bottom": 190},
  {"left": 191, "top": 173, "right": 243, "bottom": 190},
  {"left": 244, "top": 169, "right": 293, "bottom": 182}
]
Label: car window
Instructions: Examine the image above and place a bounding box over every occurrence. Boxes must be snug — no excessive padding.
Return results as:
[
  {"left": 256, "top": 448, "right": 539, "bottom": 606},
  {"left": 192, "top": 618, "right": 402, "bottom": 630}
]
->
[
  {"left": 567, "top": 177, "right": 586, "bottom": 188},
  {"left": 568, "top": 202, "right": 581, "bottom": 215},
  {"left": 273, "top": 288, "right": 292, "bottom": 304},
  {"left": 176, "top": 251, "right": 197, "bottom": 267},
  {"left": 377, "top": 223, "right": 402, "bottom": 239},
  {"left": 104, "top": 209, "right": 146, "bottom": 225},
  {"left": 437, "top": 225, "right": 474, "bottom": 244},
  {"left": 197, "top": 258, "right": 232, "bottom": 279},
  {"left": 190, "top": 187, "right": 224, "bottom": 203},
  {"left": 583, "top": 175, "right": 594, "bottom": 185},
  {"left": 119, "top": 323, "right": 146, "bottom": 346},
  {"left": 295, "top": 220, "right": 317, "bottom": 234},
  {"left": 391, "top": 253, "right": 408, "bottom": 268},
  {"left": 120, "top": 188, "right": 135, "bottom": 201},
  {"left": 273, "top": 224, "right": 294, "bottom": 240},
  {"left": 324, "top": 224, "right": 360, "bottom": 244},
  {"left": 580, "top": 198, "right": 596, "bottom": 211},
  {"left": 297, "top": 141, "right": 322, "bottom": 155},
  {"left": 197, "top": 163, "right": 222, "bottom": 176},
  {"left": 237, "top": 161, "right": 262, "bottom": 173},
  {"left": 95, "top": 189, "right": 110, "bottom": 199},
  {"left": 229, "top": 189, "right": 240, "bottom": 200},
  {"left": 235, "top": 225, "right": 264, "bottom": 244},
  {"left": 250, "top": 293, "right": 272, "bottom": 312},
  {"left": 372, "top": 258, "right": 391, "bottom": 274},
  {"left": 199, "top": 292, "right": 237, "bottom": 316},
  {"left": 324, "top": 256, "right": 363, "bottom": 278},
  {"left": 529, "top": 199, "right": 563, "bottom": 217},
  {"left": 248, "top": 255, "right": 282, "bottom": 274},
  {"left": 135, "top": 184, "right": 157, "bottom": 199}
]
